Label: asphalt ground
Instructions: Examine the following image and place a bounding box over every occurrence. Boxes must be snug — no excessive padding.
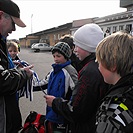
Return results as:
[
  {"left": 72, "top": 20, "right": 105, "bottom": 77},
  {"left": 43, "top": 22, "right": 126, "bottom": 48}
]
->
[{"left": 18, "top": 48, "right": 53, "bottom": 125}]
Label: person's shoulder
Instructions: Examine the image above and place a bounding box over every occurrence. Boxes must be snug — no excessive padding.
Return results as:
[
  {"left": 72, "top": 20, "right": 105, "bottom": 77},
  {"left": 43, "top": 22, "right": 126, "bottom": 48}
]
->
[
  {"left": 65, "top": 64, "right": 77, "bottom": 71},
  {"left": 81, "top": 60, "right": 100, "bottom": 76},
  {"left": 64, "top": 64, "right": 78, "bottom": 75}
]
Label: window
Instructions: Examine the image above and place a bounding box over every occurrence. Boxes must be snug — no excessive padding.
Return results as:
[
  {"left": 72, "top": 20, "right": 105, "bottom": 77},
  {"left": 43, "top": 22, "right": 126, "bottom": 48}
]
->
[
  {"left": 119, "top": 25, "right": 124, "bottom": 30},
  {"left": 113, "top": 26, "right": 117, "bottom": 33},
  {"left": 54, "top": 34, "right": 56, "bottom": 40},
  {"left": 38, "top": 44, "right": 43, "bottom": 46},
  {"left": 126, "top": 24, "right": 132, "bottom": 32},
  {"left": 58, "top": 34, "right": 60, "bottom": 39}
]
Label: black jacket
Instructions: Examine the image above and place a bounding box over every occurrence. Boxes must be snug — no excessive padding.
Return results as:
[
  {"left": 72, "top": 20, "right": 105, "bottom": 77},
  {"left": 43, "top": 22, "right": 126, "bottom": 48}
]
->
[
  {"left": 96, "top": 73, "right": 133, "bottom": 133},
  {"left": 52, "top": 54, "right": 108, "bottom": 133},
  {"left": 70, "top": 53, "right": 82, "bottom": 72},
  {"left": 0, "top": 34, "right": 29, "bottom": 133}
]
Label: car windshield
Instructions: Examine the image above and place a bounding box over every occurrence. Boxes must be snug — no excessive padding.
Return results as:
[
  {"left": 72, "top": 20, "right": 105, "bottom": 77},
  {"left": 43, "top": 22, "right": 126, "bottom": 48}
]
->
[{"left": 38, "top": 44, "right": 43, "bottom": 46}]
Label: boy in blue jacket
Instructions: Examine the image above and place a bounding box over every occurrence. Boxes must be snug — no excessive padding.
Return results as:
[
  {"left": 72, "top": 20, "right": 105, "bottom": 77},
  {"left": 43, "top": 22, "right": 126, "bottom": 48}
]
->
[{"left": 33, "top": 42, "right": 78, "bottom": 133}]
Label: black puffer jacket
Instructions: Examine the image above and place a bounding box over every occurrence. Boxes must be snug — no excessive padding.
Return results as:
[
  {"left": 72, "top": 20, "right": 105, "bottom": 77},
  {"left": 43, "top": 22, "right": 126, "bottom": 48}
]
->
[
  {"left": 70, "top": 53, "right": 82, "bottom": 72},
  {"left": 0, "top": 34, "right": 29, "bottom": 133},
  {"left": 96, "top": 73, "right": 133, "bottom": 133},
  {"left": 52, "top": 53, "right": 108, "bottom": 133}
]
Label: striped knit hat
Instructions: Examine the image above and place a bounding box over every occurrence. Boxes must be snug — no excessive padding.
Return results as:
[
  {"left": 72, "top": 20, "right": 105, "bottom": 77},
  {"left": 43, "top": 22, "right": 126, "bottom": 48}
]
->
[{"left": 52, "top": 42, "right": 71, "bottom": 59}]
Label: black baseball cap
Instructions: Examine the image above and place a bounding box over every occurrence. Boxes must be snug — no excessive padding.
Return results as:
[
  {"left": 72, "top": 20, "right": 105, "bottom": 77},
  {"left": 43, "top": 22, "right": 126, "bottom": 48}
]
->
[{"left": 0, "top": 0, "right": 26, "bottom": 27}]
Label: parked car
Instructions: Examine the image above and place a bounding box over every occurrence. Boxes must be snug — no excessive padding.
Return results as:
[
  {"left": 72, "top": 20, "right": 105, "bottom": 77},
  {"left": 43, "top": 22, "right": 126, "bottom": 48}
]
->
[
  {"left": 31, "top": 43, "right": 52, "bottom": 52},
  {"left": 31, "top": 43, "right": 37, "bottom": 47}
]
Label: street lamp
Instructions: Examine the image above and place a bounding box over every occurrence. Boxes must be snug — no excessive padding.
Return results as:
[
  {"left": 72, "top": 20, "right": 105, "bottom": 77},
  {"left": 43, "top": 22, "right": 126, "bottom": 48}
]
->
[{"left": 31, "top": 14, "right": 33, "bottom": 33}]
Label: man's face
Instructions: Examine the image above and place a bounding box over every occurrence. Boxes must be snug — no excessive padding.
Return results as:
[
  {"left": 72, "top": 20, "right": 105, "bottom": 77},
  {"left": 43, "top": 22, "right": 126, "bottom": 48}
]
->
[{"left": 0, "top": 11, "right": 16, "bottom": 38}]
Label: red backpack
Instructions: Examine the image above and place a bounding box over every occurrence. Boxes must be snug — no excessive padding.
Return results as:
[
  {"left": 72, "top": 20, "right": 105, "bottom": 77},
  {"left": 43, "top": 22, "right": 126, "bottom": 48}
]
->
[{"left": 20, "top": 111, "right": 45, "bottom": 133}]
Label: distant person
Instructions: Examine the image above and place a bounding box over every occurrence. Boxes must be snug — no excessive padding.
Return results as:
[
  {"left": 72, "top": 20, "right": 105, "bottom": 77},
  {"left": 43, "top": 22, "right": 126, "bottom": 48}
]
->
[
  {"left": 95, "top": 32, "right": 133, "bottom": 133},
  {"left": 104, "top": 29, "right": 111, "bottom": 37},
  {"left": 59, "top": 34, "right": 82, "bottom": 72},
  {"left": 17, "top": 41, "right": 21, "bottom": 52},
  {"left": 33, "top": 42, "right": 78, "bottom": 133},
  {"left": 45, "top": 23, "right": 108, "bottom": 133},
  {"left": 0, "top": 0, "right": 33, "bottom": 132}
]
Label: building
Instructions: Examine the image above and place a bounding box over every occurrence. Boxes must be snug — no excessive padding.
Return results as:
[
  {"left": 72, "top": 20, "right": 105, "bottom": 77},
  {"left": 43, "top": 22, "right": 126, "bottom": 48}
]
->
[
  {"left": 120, "top": 0, "right": 133, "bottom": 11},
  {"left": 20, "top": 23, "right": 72, "bottom": 48},
  {"left": 94, "top": 10, "right": 133, "bottom": 36},
  {"left": 19, "top": 0, "right": 133, "bottom": 47}
]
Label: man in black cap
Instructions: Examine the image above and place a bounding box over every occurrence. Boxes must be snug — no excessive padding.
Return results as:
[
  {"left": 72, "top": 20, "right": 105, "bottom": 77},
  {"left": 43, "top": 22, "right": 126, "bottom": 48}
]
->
[{"left": 0, "top": 0, "right": 33, "bottom": 133}]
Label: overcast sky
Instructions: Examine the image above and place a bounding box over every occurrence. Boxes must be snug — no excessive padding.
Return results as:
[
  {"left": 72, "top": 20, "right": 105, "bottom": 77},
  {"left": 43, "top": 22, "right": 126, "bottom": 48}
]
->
[{"left": 8, "top": 0, "right": 126, "bottom": 40}]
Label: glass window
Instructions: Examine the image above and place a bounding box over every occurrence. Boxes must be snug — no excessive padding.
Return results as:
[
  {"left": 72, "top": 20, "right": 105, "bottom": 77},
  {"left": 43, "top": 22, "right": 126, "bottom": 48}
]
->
[{"left": 119, "top": 25, "right": 124, "bottom": 30}]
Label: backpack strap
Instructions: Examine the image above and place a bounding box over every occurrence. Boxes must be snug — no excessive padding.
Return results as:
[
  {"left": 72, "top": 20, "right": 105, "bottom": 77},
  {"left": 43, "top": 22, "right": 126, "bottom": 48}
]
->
[
  {"left": 32, "top": 114, "right": 41, "bottom": 128},
  {"left": 20, "top": 123, "right": 38, "bottom": 133}
]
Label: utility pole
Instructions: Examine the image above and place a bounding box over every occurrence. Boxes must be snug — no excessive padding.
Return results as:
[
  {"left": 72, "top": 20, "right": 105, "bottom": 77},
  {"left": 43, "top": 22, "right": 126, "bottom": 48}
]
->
[{"left": 31, "top": 14, "right": 33, "bottom": 33}]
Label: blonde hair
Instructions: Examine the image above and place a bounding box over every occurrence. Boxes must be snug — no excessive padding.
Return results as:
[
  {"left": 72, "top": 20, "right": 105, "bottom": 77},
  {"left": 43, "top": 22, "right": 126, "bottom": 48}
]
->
[
  {"left": 7, "top": 41, "right": 19, "bottom": 52},
  {"left": 96, "top": 32, "right": 133, "bottom": 77}
]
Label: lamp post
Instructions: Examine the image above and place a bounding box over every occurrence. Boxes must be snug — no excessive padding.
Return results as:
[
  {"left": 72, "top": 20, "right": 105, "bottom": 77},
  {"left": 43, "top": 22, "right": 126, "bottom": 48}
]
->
[{"left": 31, "top": 14, "right": 33, "bottom": 33}]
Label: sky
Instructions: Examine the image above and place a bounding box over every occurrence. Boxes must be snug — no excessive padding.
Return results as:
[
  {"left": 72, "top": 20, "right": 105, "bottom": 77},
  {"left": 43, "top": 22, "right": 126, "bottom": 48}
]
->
[{"left": 8, "top": 0, "right": 127, "bottom": 40}]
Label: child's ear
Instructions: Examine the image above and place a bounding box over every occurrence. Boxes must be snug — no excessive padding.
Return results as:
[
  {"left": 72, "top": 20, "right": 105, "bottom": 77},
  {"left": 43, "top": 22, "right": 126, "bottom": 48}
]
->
[{"left": 110, "top": 65, "right": 116, "bottom": 72}]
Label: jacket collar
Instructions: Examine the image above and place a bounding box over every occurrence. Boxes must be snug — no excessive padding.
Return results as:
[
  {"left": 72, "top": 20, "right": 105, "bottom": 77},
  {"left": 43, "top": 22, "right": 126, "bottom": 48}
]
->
[
  {"left": 106, "top": 73, "right": 133, "bottom": 97},
  {"left": 0, "top": 34, "right": 7, "bottom": 53},
  {"left": 80, "top": 53, "right": 96, "bottom": 67},
  {"left": 52, "top": 60, "right": 71, "bottom": 73}
]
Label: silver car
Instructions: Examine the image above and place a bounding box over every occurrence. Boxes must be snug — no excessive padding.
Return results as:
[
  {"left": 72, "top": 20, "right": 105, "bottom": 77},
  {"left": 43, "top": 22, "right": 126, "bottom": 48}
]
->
[{"left": 31, "top": 43, "right": 52, "bottom": 52}]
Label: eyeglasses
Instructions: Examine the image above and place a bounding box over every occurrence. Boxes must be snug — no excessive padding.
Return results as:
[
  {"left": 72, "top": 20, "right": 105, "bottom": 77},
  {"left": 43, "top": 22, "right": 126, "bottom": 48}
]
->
[
  {"left": 9, "top": 16, "right": 15, "bottom": 29},
  {"left": 3, "top": 12, "right": 15, "bottom": 29}
]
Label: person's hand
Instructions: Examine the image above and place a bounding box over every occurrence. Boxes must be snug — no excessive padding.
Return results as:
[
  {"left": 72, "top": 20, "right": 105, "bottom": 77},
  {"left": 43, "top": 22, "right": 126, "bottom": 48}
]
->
[
  {"left": 44, "top": 95, "right": 56, "bottom": 107},
  {"left": 13, "top": 61, "right": 23, "bottom": 68},
  {"left": 23, "top": 65, "right": 34, "bottom": 78}
]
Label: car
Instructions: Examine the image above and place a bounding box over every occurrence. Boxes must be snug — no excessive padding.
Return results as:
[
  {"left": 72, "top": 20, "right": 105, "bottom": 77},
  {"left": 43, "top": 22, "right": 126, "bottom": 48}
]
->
[
  {"left": 31, "top": 43, "right": 37, "bottom": 47},
  {"left": 31, "top": 43, "right": 52, "bottom": 52}
]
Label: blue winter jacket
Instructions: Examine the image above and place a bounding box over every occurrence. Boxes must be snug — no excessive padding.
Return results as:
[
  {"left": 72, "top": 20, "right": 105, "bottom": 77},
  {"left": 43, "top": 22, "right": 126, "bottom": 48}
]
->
[{"left": 46, "top": 61, "right": 77, "bottom": 124}]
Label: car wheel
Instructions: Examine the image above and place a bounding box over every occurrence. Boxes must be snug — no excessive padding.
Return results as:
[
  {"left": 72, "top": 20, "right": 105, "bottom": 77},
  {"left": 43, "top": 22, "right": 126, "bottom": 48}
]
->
[{"left": 35, "top": 49, "right": 40, "bottom": 52}]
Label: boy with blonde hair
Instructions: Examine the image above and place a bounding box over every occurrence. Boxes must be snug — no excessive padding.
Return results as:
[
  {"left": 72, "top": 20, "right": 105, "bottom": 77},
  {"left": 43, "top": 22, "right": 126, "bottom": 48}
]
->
[
  {"left": 95, "top": 32, "right": 133, "bottom": 133},
  {"left": 7, "top": 41, "right": 19, "bottom": 60}
]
